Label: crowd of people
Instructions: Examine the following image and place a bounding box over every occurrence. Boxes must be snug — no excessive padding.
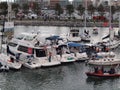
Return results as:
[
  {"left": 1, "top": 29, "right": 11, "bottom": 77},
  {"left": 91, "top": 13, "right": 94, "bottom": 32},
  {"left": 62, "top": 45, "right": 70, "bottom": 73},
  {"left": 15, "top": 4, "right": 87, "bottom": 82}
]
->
[{"left": 94, "top": 66, "right": 116, "bottom": 74}]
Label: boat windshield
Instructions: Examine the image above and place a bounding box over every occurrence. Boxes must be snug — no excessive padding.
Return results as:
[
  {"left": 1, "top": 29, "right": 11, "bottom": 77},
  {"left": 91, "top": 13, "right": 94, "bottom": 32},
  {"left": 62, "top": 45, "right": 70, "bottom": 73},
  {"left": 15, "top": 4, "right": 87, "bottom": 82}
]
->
[
  {"left": 72, "top": 33, "right": 79, "bottom": 37},
  {"left": 8, "top": 42, "right": 18, "bottom": 47},
  {"left": 15, "top": 34, "right": 24, "bottom": 40},
  {"left": 24, "top": 35, "right": 36, "bottom": 41},
  {"left": 35, "top": 49, "right": 46, "bottom": 57}
]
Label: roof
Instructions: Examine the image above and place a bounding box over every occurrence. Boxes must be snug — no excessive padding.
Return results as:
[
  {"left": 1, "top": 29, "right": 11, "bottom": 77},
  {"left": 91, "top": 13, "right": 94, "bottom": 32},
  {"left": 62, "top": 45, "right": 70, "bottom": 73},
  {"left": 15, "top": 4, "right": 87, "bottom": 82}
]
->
[
  {"left": 46, "top": 35, "right": 63, "bottom": 40},
  {"left": 67, "top": 42, "right": 84, "bottom": 47}
]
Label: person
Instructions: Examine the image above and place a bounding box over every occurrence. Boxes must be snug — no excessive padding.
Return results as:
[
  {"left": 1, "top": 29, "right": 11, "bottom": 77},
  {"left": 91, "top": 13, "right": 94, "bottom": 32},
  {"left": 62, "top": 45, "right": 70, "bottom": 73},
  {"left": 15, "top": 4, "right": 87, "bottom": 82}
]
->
[
  {"left": 15, "top": 53, "right": 21, "bottom": 62},
  {"left": 101, "top": 66, "right": 104, "bottom": 73},
  {"left": 97, "top": 68, "right": 103, "bottom": 74},
  {"left": 48, "top": 52, "right": 52, "bottom": 62},
  {"left": 94, "top": 66, "right": 98, "bottom": 73},
  {"left": 109, "top": 67, "right": 115, "bottom": 74},
  {"left": 59, "top": 49, "right": 62, "bottom": 58}
]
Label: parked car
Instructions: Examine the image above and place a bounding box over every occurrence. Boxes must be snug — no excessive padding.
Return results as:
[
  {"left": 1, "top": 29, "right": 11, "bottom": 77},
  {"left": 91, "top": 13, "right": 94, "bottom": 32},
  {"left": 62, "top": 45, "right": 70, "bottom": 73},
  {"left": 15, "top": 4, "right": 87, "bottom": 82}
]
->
[{"left": 27, "top": 13, "right": 37, "bottom": 19}]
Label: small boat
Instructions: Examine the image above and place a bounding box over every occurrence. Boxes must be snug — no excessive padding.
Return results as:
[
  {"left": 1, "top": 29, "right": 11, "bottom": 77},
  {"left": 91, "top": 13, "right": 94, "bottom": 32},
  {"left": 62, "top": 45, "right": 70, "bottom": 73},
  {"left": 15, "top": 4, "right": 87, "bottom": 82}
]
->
[
  {"left": 86, "top": 65, "right": 120, "bottom": 79},
  {"left": 80, "top": 29, "right": 91, "bottom": 42},
  {"left": 88, "top": 57, "right": 120, "bottom": 66},
  {"left": 67, "top": 42, "right": 88, "bottom": 62},
  {"left": 0, "top": 44, "right": 22, "bottom": 70},
  {"left": 56, "top": 44, "right": 76, "bottom": 63},
  {"left": 66, "top": 29, "right": 81, "bottom": 42},
  {"left": 86, "top": 72, "right": 120, "bottom": 78}
]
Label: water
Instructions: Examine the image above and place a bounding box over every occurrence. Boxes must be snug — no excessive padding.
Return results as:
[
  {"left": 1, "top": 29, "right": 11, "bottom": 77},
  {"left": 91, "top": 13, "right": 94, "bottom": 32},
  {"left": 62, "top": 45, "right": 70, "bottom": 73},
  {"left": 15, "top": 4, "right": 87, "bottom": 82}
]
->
[{"left": 0, "top": 26, "right": 120, "bottom": 90}]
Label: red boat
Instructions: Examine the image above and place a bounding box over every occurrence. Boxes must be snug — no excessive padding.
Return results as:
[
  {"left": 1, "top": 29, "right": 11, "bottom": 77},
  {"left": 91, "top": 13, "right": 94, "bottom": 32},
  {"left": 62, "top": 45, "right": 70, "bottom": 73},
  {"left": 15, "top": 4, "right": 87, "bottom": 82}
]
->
[{"left": 86, "top": 72, "right": 120, "bottom": 78}]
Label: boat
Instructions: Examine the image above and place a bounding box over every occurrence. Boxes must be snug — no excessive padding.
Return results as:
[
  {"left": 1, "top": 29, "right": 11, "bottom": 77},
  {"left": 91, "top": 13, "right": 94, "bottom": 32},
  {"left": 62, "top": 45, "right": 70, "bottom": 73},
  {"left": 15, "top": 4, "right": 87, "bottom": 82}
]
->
[
  {"left": 67, "top": 42, "right": 88, "bottom": 62},
  {"left": 101, "top": 37, "right": 120, "bottom": 49},
  {"left": 66, "top": 29, "right": 81, "bottom": 42},
  {"left": 86, "top": 65, "right": 120, "bottom": 79},
  {"left": 7, "top": 32, "right": 61, "bottom": 69},
  {"left": 45, "top": 35, "right": 64, "bottom": 46},
  {"left": 86, "top": 72, "right": 120, "bottom": 79},
  {"left": 80, "top": 30, "right": 91, "bottom": 42},
  {"left": 88, "top": 57, "right": 120, "bottom": 66},
  {"left": 56, "top": 44, "right": 76, "bottom": 63}
]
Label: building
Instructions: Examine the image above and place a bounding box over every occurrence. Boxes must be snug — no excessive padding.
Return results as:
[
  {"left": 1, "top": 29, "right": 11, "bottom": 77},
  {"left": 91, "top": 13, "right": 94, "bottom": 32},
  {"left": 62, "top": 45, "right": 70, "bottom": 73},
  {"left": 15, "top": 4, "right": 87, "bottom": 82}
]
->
[{"left": 50, "top": 0, "right": 59, "bottom": 9}]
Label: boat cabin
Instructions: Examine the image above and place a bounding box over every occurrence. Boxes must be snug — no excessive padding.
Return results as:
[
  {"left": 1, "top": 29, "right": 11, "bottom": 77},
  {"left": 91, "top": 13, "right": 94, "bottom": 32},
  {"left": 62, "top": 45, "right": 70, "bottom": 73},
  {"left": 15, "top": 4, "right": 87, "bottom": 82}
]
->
[{"left": 69, "top": 29, "right": 80, "bottom": 37}]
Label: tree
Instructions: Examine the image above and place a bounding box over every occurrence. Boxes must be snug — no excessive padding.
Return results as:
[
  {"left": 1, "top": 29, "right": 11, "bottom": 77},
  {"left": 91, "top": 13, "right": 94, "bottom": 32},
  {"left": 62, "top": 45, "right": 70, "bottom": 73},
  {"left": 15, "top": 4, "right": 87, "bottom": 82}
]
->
[
  {"left": 66, "top": 4, "right": 74, "bottom": 19},
  {"left": 111, "top": 5, "right": 117, "bottom": 22},
  {"left": 97, "top": 4, "right": 105, "bottom": 16},
  {"left": 55, "top": 3, "right": 63, "bottom": 16},
  {"left": 77, "top": 4, "right": 85, "bottom": 15},
  {"left": 0, "top": 2, "right": 8, "bottom": 15},
  {"left": 32, "top": 2, "right": 40, "bottom": 15},
  {"left": 12, "top": 3, "right": 20, "bottom": 15},
  {"left": 87, "top": 4, "right": 95, "bottom": 17},
  {"left": 22, "top": 3, "right": 29, "bottom": 14}
]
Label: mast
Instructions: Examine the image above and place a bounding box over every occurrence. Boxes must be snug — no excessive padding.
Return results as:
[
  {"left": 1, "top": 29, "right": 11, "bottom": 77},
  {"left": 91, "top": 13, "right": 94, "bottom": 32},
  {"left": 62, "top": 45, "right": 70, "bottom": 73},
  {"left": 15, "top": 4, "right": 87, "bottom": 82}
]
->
[
  {"left": 109, "top": 0, "right": 113, "bottom": 41},
  {"left": 7, "top": 0, "right": 12, "bottom": 22},
  {"left": 119, "top": 12, "right": 120, "bottom": 30},
  {"left": 84, "top": 0, "right": 87, "bottom": 29}
]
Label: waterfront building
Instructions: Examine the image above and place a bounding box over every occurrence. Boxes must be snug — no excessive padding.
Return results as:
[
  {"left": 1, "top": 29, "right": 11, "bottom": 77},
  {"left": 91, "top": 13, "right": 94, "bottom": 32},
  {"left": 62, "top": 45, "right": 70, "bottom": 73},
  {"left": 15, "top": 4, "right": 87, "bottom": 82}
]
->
[{"left": 50, "top": 0, "right": 59, "bottom": 9}]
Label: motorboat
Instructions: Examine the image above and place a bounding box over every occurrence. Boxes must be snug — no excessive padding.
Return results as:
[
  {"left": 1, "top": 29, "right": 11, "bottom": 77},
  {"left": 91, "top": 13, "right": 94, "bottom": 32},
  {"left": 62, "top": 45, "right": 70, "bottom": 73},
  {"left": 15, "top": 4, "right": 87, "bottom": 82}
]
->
[
  {"left": 88, "top": 52, "right": 120, "bottom": 66},
  {"left": 0, "top": 44, "right": 22, "bottom": 70},
  {"left": 80, "top": 29, "right": 91, "bottom": 43},
  {"left": 45, "top": 35, "right": 65, "bottom": 47},
  {"left": 86, "top": 65, "right": 120, "bottom": 78},
  {"left": 102, "top": 39, "right": 120, "bottom": 49},
  {"left": 67, "top": 42, "right": 89, "bottom": 62},
  {"left": 56, "top": 44, "right": 76, "bottom": 63},
  {"left": 88, "top": 58, "right": 120, "bottom": 66},
  {"left": 7, "top": 32, "right": 61, "bottom": 69},
  {"left": 86, "top": 72, "right": 120, "bottom": 79},
  {"left": 66, "top": 29, "right": 81, "bottom": 42}
]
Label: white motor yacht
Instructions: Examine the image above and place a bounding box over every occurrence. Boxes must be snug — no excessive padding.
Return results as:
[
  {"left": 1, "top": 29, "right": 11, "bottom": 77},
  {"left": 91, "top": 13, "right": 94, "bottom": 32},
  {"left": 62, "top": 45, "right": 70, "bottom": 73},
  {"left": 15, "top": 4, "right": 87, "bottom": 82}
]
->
[
  {"left": 66, "top": 29, "right": 81, "bottom": 42},
  {"left": 7, "top": 32, "right": 61, "bottom": 69}
]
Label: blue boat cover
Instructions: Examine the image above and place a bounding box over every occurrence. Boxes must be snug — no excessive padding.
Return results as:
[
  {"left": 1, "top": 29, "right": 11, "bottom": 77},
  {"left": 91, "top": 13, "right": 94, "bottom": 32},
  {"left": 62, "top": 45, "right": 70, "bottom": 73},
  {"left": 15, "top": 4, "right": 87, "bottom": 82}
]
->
[
  {"left": 46, "top": 35, "right": 63, "bottom": 40},
  {"left": 67, "top": 42, "right": 83, "bottom": 47}
]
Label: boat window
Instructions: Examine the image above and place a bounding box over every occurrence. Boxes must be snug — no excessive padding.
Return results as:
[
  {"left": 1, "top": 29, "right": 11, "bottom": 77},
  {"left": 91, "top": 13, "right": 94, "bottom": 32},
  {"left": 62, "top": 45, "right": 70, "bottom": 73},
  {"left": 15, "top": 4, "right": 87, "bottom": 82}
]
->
[
  {"left": 70, "top": 29, "right": 79, "bottom": 32},
  {"left": 24, "top": 35, "right": 36, "bottom": 41},
  {"left": 35, "top": 49, "right": 46, "bottom": 57},
  {"left": 8, "top": 42, "right": 17, "bottom": 47},
  {"left": 18, "top": 45, "right": 34, "bottom": 54},
  {"left": 72, "top": 33, "right": 79, "bottom": 37}
]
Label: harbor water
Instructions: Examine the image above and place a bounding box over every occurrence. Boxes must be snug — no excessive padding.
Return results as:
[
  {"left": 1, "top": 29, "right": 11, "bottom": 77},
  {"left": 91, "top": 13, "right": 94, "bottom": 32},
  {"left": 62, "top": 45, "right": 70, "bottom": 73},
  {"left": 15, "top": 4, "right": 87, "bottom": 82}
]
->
[{"left": 0, "top": 26, "right": 120, "bottom": 90}]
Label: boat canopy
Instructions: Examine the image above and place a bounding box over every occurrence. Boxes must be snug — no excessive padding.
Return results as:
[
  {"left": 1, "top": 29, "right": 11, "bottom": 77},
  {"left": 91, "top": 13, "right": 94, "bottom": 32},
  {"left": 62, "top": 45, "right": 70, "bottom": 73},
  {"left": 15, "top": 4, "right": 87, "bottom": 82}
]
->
[
  {"left": 45, "top": 35, "right": 63, "bottom": 40},
  {"left": 67, "top": 42, "right": 84, "bottom": 47}
]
